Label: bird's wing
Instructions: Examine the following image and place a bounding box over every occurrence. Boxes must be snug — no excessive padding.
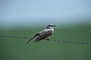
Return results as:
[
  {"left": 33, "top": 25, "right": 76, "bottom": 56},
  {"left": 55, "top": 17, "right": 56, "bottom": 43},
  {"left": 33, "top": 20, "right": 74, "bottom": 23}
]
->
[
  {"left": 36, "top": 29, "right": 53, "bottom": 40},
  {"left": 27, "top": 28, "right": 53, "bottom": 43}
]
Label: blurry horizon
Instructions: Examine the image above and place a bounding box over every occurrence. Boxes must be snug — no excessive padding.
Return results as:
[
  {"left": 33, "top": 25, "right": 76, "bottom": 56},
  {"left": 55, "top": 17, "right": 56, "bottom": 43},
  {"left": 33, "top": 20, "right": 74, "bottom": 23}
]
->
[{"left": 0, "top": 0, "right": 91, "bottom": 28}]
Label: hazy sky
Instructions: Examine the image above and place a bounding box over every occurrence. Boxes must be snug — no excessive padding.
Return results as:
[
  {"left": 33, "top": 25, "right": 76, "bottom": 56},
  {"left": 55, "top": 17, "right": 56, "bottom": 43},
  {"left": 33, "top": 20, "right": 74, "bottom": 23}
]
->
[{"left": 0, "top": 0, "right": 91, "bottom": 28}]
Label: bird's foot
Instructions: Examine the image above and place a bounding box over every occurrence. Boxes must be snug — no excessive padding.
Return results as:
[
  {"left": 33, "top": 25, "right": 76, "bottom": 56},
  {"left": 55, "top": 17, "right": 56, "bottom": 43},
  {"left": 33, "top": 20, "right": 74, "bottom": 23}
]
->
[{"left": 46, "top": 38, "right": 49, "bottom": 41}]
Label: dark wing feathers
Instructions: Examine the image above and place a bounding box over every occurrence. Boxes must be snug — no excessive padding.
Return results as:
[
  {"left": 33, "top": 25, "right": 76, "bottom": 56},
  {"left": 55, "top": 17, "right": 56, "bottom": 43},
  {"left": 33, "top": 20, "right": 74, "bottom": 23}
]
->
[
  {"left": 27, "top": 29, "right": 53, "bottom": 43},
  {"left": 35, "top": 30, "right": 52, "bottom": 42}
]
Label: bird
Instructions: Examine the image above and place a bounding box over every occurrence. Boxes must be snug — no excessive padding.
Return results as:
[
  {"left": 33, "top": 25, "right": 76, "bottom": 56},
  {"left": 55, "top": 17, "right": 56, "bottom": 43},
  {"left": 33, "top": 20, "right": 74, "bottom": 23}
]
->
[{"left": 27, "top": 24, "right": 56, "bottom": 43}]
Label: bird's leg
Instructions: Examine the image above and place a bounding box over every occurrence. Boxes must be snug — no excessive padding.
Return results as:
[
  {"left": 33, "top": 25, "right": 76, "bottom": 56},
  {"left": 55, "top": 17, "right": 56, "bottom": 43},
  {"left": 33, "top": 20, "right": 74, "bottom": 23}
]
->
[{"left": 45, "top": 38, "right": 49, "bottom": 41}]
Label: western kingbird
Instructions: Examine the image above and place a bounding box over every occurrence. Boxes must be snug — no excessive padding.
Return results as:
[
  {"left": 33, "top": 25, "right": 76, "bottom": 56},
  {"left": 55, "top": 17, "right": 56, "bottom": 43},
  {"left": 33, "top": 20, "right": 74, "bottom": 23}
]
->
[{"left": 27, "top": 24, "right": 56, "bottom": 43}]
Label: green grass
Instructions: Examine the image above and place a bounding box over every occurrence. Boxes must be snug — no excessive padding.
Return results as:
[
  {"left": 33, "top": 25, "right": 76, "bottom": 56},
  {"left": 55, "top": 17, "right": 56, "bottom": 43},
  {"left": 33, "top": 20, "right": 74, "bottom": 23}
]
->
[{"left": 0, "top": 24, "right": 91, "bottom": 60}]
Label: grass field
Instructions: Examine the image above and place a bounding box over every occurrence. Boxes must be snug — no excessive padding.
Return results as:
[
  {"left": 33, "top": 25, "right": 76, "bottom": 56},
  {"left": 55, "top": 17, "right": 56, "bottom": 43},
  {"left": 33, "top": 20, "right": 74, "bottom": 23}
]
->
[{"left": 0, "top": 24, "right": 91, "bottom": 60}]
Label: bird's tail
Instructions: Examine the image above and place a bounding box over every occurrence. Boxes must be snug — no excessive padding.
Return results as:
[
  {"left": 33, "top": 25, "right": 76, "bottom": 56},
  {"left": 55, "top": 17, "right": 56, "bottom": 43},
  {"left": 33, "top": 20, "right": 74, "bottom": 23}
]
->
[{"left": 27, "top": 38, "right": 33, "bottom": 43}]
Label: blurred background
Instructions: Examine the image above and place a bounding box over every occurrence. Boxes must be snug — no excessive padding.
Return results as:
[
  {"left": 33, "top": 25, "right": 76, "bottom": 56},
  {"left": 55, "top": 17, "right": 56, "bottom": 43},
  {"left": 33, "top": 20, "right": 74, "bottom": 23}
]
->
[{"left": 0, "top": 0, "right": 91, "bottom": 60}]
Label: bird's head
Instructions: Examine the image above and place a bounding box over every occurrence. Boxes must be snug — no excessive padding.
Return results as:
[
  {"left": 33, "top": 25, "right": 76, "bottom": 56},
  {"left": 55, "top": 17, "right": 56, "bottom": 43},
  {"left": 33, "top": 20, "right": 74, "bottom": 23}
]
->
[{"left": 46, "top": 24, "right": 56, "bottom": 28}]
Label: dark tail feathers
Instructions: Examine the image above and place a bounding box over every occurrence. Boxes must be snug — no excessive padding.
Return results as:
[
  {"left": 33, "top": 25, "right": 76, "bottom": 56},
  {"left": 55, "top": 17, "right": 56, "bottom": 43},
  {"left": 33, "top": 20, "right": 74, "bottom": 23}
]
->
[{"left": 27, "top": 38, "right": 34, "bottom": 43}]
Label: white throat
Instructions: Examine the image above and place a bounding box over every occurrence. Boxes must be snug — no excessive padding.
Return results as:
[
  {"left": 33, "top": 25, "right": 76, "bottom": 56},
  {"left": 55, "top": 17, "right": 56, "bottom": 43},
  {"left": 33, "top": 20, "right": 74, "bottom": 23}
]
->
[{"left": 47, "top": 27, "right": 54, "bottom": 33}]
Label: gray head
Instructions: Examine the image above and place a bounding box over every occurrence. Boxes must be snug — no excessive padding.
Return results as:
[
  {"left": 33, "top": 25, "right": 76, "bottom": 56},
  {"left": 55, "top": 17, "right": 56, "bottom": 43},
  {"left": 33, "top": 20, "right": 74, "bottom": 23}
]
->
[{"left": 46, "top": 24, "right": 56, "bottom": 28}]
